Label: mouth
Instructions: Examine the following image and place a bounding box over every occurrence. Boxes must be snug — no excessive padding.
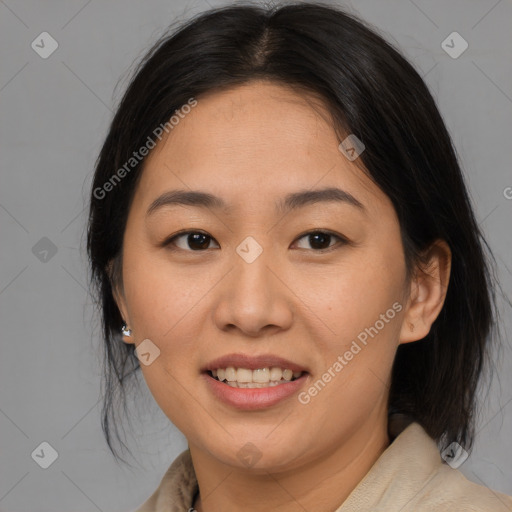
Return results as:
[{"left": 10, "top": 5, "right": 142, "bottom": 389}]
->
[{"left": 201, "top": 354, "right": 309, "bottom": 409}]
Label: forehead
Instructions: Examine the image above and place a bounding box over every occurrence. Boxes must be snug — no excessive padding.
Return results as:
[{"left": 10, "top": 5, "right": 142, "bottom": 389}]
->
[{"left": 133, "top": 81, "right": 388, "bottom": 217}]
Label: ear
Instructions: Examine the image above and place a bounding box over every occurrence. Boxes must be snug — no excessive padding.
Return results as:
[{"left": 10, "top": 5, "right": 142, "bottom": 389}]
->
[
  {"left": 399, "top": 239, "right": 452, "bottom": 344},
  {"left": 106, "top": 259, "right": 135, "bottom": 345}
]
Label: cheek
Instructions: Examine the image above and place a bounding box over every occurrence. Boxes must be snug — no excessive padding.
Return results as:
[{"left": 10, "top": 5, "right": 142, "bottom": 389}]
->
[
  {"left": 302, "top": 243, "right": 405, "bottom": 415},
  {"left": 122, "top": 244, "right": 207, "bottom": 338},
  {"left": 307, "top": 248, "right": 405, "bottom": 349},
  {"left": 139, "top": 362, "right": 205, "bottom": 440},
  {"left": 120, "top": 247, "right": 208, "bottom": 409},
  {"left": 302, "top": 293, "right": 402, "bottom": 433},
  {"left": 122, "top": 253, "right": 206, "bottom": 430}
]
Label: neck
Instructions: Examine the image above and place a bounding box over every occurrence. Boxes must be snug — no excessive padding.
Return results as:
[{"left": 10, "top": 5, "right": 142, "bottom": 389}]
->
[{"left": 190, "top": 413, "right": 390, "bottom": 512}]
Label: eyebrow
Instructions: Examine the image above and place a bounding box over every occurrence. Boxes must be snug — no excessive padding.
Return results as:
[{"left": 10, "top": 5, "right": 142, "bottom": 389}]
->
[{"left": 146, "top": 187, "right": 365, "bottom": 217}]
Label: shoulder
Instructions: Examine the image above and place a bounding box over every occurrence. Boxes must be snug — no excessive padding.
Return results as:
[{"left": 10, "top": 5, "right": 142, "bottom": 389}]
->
[
  {"left": 396, "top": 422, "right": 512, "bottom": 511},
  {"left": 337, "top": 421, "right": 512, "bottom": 512},
  {"left": 414, "top": 460, "right": 512, "bottom": 511},
  {"left": 136, "top": 449, "right": 197, "bottom": 512}
]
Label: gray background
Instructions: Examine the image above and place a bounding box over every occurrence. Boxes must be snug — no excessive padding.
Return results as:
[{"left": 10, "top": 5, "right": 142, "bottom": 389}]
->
[{"left": 1, "top": 0, "right": 511, "bottom": 510}]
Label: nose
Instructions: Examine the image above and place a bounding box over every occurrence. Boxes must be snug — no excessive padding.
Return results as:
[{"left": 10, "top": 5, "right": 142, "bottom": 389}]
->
[{"left": 212, "top": 243, "right": 294, "bottom": 338}]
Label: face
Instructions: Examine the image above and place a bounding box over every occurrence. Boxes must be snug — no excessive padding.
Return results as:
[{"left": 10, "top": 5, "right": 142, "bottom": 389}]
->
[{"left": 114, "top": 81, "right": 412, "bottom": 472}]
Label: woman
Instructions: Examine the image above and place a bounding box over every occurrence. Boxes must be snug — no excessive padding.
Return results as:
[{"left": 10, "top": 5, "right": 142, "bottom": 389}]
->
[{"left": 87, "top": 2, "right": 512, "bottom": 510}]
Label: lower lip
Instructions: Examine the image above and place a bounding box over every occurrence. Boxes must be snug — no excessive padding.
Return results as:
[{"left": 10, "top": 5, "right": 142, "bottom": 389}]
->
[{"left": 203, "top": 372, "right": 308, "bottom": 410}]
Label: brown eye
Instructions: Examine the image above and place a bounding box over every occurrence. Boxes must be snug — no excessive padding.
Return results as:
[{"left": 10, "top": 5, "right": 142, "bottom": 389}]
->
[
  {"left": 294, "top": 230, "right": 346, "bottom": 252},
  {"left": 164, "top": 231, "right": 220, "bottom": 251}
]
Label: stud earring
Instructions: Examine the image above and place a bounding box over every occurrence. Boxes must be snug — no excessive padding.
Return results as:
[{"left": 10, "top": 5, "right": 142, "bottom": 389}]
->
[{"left": 121, "top": 324, "right": 132, "bottom": 337}]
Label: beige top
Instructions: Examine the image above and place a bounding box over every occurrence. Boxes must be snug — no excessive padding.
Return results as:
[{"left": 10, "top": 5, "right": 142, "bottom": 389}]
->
[{"left": 136, "top": 422, "right": 512, "bottom": 511}]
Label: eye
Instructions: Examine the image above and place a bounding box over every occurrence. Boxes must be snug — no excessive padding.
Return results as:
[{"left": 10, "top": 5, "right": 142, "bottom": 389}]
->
[
  {"left": 163, "top": 230, "right": 220, "bottom": 251},
  {"left": 292, "top": 230, "right": 347, "bottom": 252},
  {"left": 162, "top": 229, "right": 347, "bottom": 252}
]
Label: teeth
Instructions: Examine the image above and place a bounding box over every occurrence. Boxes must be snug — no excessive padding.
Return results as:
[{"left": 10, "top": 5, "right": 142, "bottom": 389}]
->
[
  {"left": 237, "top": 368, "right": 253, "bottom": 383},
  {"left": 209, "top": 366, "right": 304, "bottom": 386},
  {"left": 227, "top": 381, "right": 283, "bottom": 388},
  {"left": 253, "top": 368, "right": 269, "bottom": 383},
  {"left": 269, "top": 367, "right": 283, "bottom": 381},
  {"left": 225, "top": 367, "right": 237, "bottom": 381}
]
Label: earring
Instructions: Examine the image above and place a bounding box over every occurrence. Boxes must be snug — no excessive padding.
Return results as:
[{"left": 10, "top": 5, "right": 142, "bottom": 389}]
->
[{"left": 121, "top": 324, "right": 132, "bottom": 337}]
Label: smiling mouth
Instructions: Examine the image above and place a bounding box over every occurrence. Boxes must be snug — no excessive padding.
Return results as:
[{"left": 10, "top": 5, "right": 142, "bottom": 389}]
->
[{"left": 207, "top": 367, "right": 305, "bottom": 388}]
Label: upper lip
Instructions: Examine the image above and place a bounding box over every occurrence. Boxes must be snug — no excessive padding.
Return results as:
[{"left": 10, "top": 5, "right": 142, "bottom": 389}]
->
[{"left": 202, "top": 353, "right": 308, "bottom": 373}]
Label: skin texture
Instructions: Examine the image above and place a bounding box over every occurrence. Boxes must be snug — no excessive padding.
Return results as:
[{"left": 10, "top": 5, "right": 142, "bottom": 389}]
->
[{"left": 112, "top": 80, "right": 451, "bottom": 512}]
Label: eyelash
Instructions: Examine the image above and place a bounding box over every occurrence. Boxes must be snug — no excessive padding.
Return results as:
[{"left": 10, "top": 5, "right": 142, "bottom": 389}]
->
[{"left": 161, "top": 229, "right": 348, "bottom": 253}]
